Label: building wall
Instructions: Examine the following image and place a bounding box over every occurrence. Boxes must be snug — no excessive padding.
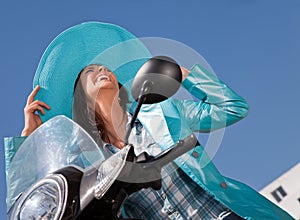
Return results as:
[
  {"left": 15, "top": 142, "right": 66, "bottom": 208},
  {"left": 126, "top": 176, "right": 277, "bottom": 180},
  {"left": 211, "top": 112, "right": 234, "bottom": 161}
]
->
[{"left": 260, "top": 163, "right": 300, "bottom": 219}]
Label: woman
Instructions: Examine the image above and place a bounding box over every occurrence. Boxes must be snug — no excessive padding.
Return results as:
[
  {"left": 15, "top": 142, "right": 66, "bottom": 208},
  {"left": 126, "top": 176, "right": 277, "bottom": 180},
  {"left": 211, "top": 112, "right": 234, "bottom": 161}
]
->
[
  {"left": 23, "top": 63, "right": 244, "bottom": 220},
  {"left": 75, "top": 62, "right": 247, "bottom": 220},
  {"left": 5, "top": 22, "right": 293, "bottom": 219}
]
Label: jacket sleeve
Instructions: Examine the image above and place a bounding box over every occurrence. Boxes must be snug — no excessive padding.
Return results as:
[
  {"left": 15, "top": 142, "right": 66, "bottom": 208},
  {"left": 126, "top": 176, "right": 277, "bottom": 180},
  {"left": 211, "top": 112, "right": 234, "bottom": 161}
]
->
[
  {"left": 4, "top": 136, "right": 27, "bottom": 178},
  {"left": 172, "top": 64, "right": 249, "bottom": 132}
]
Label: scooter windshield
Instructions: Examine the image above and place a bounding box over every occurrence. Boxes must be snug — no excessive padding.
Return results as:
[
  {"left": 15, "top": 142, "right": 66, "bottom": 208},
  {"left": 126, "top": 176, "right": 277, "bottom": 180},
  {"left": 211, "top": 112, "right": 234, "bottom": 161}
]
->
[{"left": 6, "top": 115, "right": 106, "bottom": 211}]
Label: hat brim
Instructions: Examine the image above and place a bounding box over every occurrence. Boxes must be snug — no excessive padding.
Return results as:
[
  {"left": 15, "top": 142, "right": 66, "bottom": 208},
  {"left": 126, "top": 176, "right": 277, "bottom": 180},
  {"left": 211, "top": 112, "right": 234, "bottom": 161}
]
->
[{"left": 33, "top": 21, "right": 152, "bottom": 122}]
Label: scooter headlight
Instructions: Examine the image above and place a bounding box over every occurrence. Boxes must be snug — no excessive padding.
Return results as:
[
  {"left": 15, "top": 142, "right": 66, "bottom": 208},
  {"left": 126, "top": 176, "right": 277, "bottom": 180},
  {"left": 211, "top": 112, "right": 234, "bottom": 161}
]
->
[
  {"left": 94, "top": 145, "right": 131, "bottom": 199},
  {"left": 17, "top": 174, "right": 68, "bottom": 220}
]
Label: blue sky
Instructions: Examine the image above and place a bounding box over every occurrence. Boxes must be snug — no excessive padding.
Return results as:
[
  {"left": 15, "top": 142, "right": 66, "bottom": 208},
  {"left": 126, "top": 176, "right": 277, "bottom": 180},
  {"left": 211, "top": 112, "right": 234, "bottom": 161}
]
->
[{"left": 1, "top": 0, "right": 299, "bottom": 218}]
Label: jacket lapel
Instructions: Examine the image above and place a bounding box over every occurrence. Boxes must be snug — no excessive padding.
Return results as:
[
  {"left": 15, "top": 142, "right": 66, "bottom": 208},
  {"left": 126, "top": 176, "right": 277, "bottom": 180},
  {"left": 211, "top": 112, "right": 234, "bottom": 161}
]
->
[{"left": 137, "top": 103, "right": 175, "bottom": 150}]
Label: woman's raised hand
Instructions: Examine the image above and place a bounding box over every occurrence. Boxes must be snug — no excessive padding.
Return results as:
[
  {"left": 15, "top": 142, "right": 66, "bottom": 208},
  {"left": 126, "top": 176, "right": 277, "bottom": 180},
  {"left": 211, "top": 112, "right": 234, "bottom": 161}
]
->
[
  {"left": 180, "top": 66, "right": 190, "bottom": 81},
  {"left": 21, "top": 85, "right": 50, "bottom": 136}
]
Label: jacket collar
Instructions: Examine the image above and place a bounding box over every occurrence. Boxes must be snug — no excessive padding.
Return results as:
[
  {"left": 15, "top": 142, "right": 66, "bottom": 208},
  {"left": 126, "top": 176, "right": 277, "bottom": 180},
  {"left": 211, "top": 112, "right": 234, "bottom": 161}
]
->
[{"left": 137, "top": 103, "right": 175, "bottom": 150}]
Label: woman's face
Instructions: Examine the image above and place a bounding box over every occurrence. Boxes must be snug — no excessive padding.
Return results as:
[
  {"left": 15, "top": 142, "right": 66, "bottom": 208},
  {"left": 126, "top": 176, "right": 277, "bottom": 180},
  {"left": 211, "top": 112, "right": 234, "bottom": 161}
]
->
[{"left": 79, "top": 64, "right": 119, "bottom": 102}]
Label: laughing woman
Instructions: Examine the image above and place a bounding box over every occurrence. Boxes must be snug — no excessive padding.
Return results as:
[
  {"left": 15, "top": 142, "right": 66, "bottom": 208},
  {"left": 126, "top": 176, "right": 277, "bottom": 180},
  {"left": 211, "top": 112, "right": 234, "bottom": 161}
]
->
[{"left": 5, "top": 22, "right": 293, "bottom": 220}]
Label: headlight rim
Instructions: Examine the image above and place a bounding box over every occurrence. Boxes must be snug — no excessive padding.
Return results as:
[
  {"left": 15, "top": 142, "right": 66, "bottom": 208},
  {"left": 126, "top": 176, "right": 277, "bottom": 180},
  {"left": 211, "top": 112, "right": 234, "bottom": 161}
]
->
[{"left": 16, "top": 174, "right": 68, "bottom": 220}]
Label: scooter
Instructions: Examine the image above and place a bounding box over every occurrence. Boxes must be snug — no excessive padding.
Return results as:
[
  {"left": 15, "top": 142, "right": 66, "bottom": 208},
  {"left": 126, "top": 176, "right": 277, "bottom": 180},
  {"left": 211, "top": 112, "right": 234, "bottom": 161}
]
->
[{"left": 7, "top": 56, "right": 198, "bottom": 219}]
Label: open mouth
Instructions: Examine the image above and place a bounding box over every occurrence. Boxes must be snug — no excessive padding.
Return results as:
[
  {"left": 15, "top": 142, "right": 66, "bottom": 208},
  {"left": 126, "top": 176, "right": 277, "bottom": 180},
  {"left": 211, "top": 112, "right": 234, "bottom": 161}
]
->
[{"left": 95, "top": 74, "right": 111, "bottom": 85}]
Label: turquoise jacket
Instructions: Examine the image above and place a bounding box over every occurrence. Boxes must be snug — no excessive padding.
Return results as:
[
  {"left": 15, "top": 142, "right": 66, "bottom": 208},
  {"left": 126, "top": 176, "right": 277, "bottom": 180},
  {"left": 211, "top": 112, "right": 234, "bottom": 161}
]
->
[{"left": 4, "top": 64, "right": 293, "bottom": 219}]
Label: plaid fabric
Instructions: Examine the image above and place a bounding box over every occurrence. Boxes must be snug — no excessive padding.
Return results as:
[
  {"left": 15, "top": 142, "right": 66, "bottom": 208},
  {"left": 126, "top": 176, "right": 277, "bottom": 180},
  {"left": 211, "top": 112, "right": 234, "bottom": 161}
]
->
[
  {"left": 119, "top": 114, "right": 234, "bottom": 219},
  {"left": 123, "top": 162, "right": 231, "bottom": 220}
]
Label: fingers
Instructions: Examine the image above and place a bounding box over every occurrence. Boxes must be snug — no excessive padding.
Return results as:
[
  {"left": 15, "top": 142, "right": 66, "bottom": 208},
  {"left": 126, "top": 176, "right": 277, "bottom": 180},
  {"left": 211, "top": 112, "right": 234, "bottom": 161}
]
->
[
  {"left": 25, "top": 85, "right": 51, "bottom": 114},
  {"left": 25, "top": 100, "right": 50, "bottom": 115},
  {"left": 35, "top": 100, "right": 50, "bottom": 110},
  {"left": 180, "top": 66, "right": 190, "bottom": 81},
  {"left": 27, "top": 85, "right": 40, "bottom": 105},
  {"left": 22, "top": 86, "right": 49, "bottom": 136}
]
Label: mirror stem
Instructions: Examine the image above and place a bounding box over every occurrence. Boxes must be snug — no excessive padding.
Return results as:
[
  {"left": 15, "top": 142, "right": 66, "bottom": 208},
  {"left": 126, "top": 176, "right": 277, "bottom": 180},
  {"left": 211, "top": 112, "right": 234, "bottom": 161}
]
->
[{"left": 124, "top": 80, "right": 153, "bottom": 145}]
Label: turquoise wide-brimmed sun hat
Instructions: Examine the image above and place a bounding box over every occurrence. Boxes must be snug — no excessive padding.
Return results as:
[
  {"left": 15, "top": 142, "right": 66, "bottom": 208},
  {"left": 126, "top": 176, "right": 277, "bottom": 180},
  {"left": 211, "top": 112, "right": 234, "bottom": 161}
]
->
[{"left": 33, "top": 21, "right": 152, "bottom": 122}]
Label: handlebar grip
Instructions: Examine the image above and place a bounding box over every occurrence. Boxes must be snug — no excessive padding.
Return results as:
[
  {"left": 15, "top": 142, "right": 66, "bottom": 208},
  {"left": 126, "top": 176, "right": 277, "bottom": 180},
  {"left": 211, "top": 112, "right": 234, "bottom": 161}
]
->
[{"left": 138, "top": 134, "right": 198, "bottom": 168}]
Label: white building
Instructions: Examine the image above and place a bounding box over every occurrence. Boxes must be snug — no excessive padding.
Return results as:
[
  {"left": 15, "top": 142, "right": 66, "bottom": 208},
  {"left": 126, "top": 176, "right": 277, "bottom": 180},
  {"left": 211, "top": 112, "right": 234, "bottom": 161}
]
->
[{"left": 260, "top": 163, "right": 300, "bottom": 219}]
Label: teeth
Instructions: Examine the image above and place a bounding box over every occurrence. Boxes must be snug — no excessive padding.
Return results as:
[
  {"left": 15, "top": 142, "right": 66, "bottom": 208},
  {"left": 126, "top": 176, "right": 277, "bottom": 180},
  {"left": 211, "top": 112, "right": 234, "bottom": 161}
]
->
[{"left": 96, "top": 75, "right": 110, "bottom": 83}]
